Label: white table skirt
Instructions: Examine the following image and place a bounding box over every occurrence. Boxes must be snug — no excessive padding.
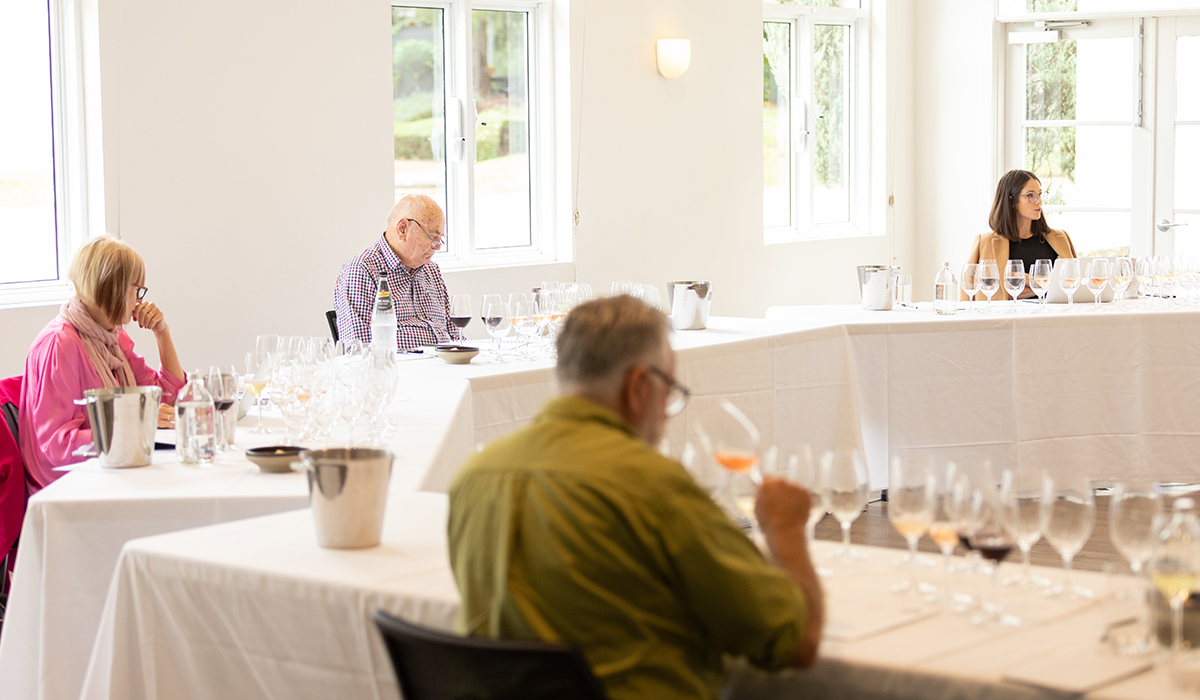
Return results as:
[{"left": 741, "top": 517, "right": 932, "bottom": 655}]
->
[{"left": 80, "top": 492, "right": 1176, "bottom": 700}]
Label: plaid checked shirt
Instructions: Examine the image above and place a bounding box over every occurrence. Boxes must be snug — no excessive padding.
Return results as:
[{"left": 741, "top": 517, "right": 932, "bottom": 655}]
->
[{"left": 333, "top": 234, "right": 461, "bottom": 350}]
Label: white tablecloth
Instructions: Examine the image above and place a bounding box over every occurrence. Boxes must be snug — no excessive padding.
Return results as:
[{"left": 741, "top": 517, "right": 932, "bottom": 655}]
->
[
  {"left": 80, "top": 492, "right": 1176, "bottom": 700},
  {"left": 0, "top": 376, "right": 472, "bottom": 700}
]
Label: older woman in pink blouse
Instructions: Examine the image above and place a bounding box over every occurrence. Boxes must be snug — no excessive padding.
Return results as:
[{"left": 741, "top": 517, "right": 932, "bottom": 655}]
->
[{"left": 19, "top": 235, "right": 186, "bottom": 493}]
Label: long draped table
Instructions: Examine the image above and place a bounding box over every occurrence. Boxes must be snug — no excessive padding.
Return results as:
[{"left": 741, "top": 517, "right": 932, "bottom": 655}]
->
[
  {"left": 79, "top": 491, "right": 1178, "bottom": 700},
  {"left": 5, "top": 305, "right": 1200, "bottom": 700}
]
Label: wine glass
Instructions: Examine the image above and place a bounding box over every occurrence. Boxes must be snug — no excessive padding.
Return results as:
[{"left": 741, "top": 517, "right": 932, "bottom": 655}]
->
[
  {"left": 206, "top": 366, "right": 234, "bottom": 452},
  {"left": 960, "top": 263, "right": 981, "bottom": 314},
  {"left": 248, "top": 334, "right": 278, "bottom": 434},
  {"left": 610, "top": 281, "right": 633, "bottom": 296},
  {"left": 785, "top": 447, "right": 827, "bottom": 544},
  {"left": 888, "top": 456, "right": 936, "bottom": 593},
  {"left": 1003, "top": 260, "right": 1025, "bottom": 312},
  {"left": 511, "top": 300, "right": 540, "bottom": 357},
  {"left": 1085, "top": 258, "right": 1110, "bottom": 311},
  {"left": 641, "top": 284, "right": 662, "bottom": 311},
  {"left": 821, "top": 448, "right": 869, "bottom": 562},
  {"left": 482, "top": 299, "right": 511, "bottom": 359},
  {"left": 698, "top": 401, "right": 762, "bottom": 532},
  {"left": 978, "top": 260, "right": 1000, "bottom": 313},
  {"left": 998, "top": 470, "right": 1049, "bottom": 589},
  {"left": 1112, "top": 257, "right": 1134, "bottom": 310},
  {"left": 1152, "top": 498, "right": 1200, "bottom": 679},
  {"left": 1040, "top": 472, "right": 1095, "bottom": 599},
  {"left": 1137, "top": 257, "right": 1160, "bottom": 308},
  {"left": 1055, "top": 258, "right": 1082, "bottom": 311},
  {"left": 450, "top": 295, "right": 472, "bottom": 334},
  {"left": 928, "top": 463, "right": 964, "bottom": 580},
  {"left": 968, "top": 482, "right": 1018, "bottom": 626},
  {"left": 1029, "top": 259, "right": 1053, "bottom": 312},
  {"left": 1108, "top": 481, "right": 1162, "bottom": 656}
]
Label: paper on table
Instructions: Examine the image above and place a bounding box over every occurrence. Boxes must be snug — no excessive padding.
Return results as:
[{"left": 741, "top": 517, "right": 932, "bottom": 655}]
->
[
  {"left": 1002, "top": 647, "right": 1152, "bottom": 694},
  {"left": 824, "top": 597, "right": 940, "bottom": 643}
]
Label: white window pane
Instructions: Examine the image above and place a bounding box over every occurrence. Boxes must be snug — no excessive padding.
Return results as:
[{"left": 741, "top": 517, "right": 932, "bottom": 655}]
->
[
  {"left": 763, "top": 22, "right": 791, "bottom": 229},
  {"left": 0, "top": 0, "right": 58, "bottom": 284},
  {"left": 1042, "top": 211, "right": 1131, "bottom": 257},
  {"left": 392, "top": 8, "right": 448, "bottom": 216},
  {"left": 1178, "top": 36, "right": 1200, "bottom": 121},
  {"left": 1176, "top": 126, "right": 1200, "bottom": 211},
  {"left": 814, "top": 24, "right": 850, "bottom": 225},
  {"left": 764, "top": 0, "right": 860, "bottom": 6},
  {"left": 1025, "top": 125, "right": 1131, "bottom": 208},
  {"left": 1171, "top": 213, "right": 1200, "bottom": 259},
  {"left": 1025, "top": 37, "right": 1131, "bottom": 123},
  {"left": 472, "top": 10, "right": 531, "bottom": 250}
]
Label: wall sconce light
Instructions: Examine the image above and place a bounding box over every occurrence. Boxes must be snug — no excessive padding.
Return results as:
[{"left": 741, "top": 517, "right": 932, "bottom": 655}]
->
[{"left": 656, "top": 39, "right": 691, "bottom": 79}]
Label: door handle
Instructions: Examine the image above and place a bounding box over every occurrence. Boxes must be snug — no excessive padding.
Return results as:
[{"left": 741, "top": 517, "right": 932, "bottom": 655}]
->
[{"left": 1157, "top": 218, "right": 1189, "bottom": 233}]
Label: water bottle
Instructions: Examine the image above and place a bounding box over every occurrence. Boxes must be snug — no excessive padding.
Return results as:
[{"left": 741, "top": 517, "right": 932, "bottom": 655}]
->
[
  {"left": 934, "top": 262, "right": 958, "bottom": 316},
  {"left": 371, "top": 271, "right": 398, "bottom": 355},
  {"left": 176, "top": 370, "right": 217, "bottom": 464}
]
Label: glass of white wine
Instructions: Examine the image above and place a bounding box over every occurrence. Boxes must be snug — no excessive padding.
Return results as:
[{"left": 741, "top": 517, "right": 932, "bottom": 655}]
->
[
  {"left": 1085, "top": 258, "right": 1110, "bottom": 311},
  {"left": 1152, "top": 497, "right": 1200, "bottom": 682},
  {"left": 1003, "top": 260, "right": 1026, "bottom": 312},
  {"left": 978, "top": 259, "right": 1000, "bottom": 313},
  {"left": 1055, "top": 258, "right": 1082, "bottom": 311},
  {"left": 1030, "top": 259, "right": 1053, "bottom": 312},
  {"left": 248, "top": 334, "right": 278, "bottom": 434},
  {"left": 1111, "top": 257, "right": 1134, "bottom": 311},
  {"left": 821, "top": 448, "right": 869, "bottom": 562},
  {"left": 482, "top": 299, "right": 511, "bottom": 360},
  {"left": 888, "top": 455, "right": 936, "bottom": 593}
]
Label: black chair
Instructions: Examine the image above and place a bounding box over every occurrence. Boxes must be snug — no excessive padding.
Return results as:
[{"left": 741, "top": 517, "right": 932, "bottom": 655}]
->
[
  {"left": 325, "top": 309, "right": 339, "bottom": 343},
  {"left": 372, "top": 610, "right": 609, "bottom": 700}
]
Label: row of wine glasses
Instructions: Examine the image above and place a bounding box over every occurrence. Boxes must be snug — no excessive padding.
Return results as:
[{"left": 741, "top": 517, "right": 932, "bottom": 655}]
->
[{"left": 611, "top": 282, "right": 664, "bottom": 311}]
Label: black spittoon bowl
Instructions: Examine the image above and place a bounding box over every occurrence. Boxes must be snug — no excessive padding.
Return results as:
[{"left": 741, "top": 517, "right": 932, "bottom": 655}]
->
[{"left": 245, "top": 445, "right": 304, "bottom": 473}]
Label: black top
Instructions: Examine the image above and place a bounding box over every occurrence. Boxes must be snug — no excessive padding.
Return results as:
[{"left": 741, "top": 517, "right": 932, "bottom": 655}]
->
[{"left": 1007, "top": 234, "right": 1058, "bottom": 274}]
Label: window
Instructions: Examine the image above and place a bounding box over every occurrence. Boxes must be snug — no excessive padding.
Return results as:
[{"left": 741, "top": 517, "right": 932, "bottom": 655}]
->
[
  {"left": 392, "top": 1, "right": 558, "bottom": 268},
  {"left": 763, "top": 0, "right": 871, "bottom": 243},
  {"left": 1003, "top": 6, "right": 1200, "bottom": 258},
  {"left": 0, "top": 0, "right": 92, "bottom": 308}
]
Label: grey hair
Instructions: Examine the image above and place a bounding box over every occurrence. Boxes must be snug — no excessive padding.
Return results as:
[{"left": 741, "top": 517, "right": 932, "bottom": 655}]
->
[{"left": 556, "top": 295, "right": 671, "bottom": 391}]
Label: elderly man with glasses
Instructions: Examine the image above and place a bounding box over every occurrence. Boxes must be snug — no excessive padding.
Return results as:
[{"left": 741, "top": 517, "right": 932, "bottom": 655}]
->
[
  {"left": 333, "top": 194, "right": 461, "bottom": 349},
  {"left": 448, "top": 295, "right": 825, "bottom": 700}
]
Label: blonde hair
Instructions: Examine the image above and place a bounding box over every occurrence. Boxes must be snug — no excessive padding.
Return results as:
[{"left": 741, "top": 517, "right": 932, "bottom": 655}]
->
[
  {"left": 556, "top": 295, "right": 670, "bottom": 390},
  {"left": 69, "top": 235, "right": 145, "bottom": 325}
]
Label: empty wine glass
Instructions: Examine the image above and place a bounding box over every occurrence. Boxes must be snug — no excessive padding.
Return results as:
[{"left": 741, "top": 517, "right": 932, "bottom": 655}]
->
[
  {"left": 998, "top": 470, "right": 1049, "bottom": 589},
  {"left": 960, "top": 264, "right": 981, "bottom": 313},
  {"left": 1055, "top": 258, "right": 1082, "bottom": 311},
  {"left": 450, "top": 294, "right": 472, "bottom": 334},
  {"left": 1030, "top": 259, "right": 1053, "bottom": 312},
  {"left": 512, "top": 300, "right": 540, "bottom": 357},
  {"left": 1040, "top": 472, "right": 1095, "bottom": 599},
  {"left": 1085, "top": 258, "right": 1110, "bottom": 311},
  {"left": 1137, "top": 257, "right": 1160, "bottom": 307},
  {"left": 641, "top": 284, "right": 662, "bottom": 311},
  {"left": 888, "top": 455, "right": 936, "bottom": 593},
  {"left": 1112, "top": 257, "right": 1134, "bottom": 310},
  {"left": 1003, "top": 260, "right": 1026, "bottom": 312},
  {"left": 786, "top": 447, "right": 827, "bottom": 544},
  {"left": 1108, "top": 481, "right": 1162, "bottom": 656},
  {"left": 978, "top": 260, "right": 1000, "bottom": 313},
  {"left": 611, "top": 281, "right": 633, "bottom": 296},
  {"left": 821, "top": 448, "right": 869, "bottom": 562}
]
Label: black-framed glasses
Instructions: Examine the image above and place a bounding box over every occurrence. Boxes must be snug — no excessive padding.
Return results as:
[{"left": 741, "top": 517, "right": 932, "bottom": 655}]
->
[
  {"left": 1018, "top": 191, "right": 1048, "bottom": 204},
  {"left": 647, "top": 365, "right": 691, "bottom": 417},
  {"left": 406, "top": 218, "right": 446, "bottom": 250},
  {"left": 133, "top": 285, "right": 148, "bottom": 301}
]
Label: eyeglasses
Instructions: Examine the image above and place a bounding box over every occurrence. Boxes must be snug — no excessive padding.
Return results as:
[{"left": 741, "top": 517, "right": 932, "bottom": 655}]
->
[
  {"left": 1017, "top": 191, "right": 1048, "bottom": 204},
  {"left": 406, "top": 218, "right": 446, "bottom": 250},
  {"left": 132, "top": 285, "right": 148, "bottom": 301},
  {"left": 646, "top": 365, "right": 691, "bottom": 417}
]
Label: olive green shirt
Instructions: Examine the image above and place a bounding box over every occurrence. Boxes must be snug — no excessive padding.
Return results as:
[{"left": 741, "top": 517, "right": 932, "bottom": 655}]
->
[{"left": 448, "top": 395, "right": 809, "bottom": 700}]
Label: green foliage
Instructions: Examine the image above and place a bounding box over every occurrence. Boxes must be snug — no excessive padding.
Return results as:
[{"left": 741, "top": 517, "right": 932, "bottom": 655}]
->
[
  {"left": 1025, "top": 41, "right": 1077, "bottom": 193},
  {"left": 814, "top": 25, "right": 846, "bottom": 188},
  {"left": 1028, "top": 0, "right": 1077, "bottom": 11}
]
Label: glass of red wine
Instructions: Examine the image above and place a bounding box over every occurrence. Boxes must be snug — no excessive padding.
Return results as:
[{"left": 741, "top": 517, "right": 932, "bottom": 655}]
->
[
  {"left": 450, "top": 294, "right": 472, "bottom": 335},
  {"left": 967, "top": 483, "right": 1019, "bottom": 627}
]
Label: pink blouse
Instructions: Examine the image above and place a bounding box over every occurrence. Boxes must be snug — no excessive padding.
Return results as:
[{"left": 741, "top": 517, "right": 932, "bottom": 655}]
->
[{"left": 18, "top": 316, "right": 185, "bottom": 494}]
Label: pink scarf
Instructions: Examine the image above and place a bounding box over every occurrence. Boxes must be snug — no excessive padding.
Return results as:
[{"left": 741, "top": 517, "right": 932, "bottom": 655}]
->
[{"left": 60, "top": 298, "right": 137, "bottom": 389}]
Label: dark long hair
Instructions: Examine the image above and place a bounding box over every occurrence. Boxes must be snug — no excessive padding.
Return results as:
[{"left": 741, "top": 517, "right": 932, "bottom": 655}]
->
[{"left": 988, "top": 169, "right": 1051, "bottom": 243}]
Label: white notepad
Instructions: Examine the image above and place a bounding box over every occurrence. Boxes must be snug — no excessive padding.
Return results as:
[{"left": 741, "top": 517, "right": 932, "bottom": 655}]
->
[{"left": 1002, "top": 648, "right": 1152, "bottom": 694}]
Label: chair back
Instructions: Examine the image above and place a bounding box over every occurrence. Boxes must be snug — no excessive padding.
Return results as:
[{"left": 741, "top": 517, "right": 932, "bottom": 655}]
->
[
  {"left": 372, "top": 611, "right": 609, "bottom": 700},
  {"left": 325, "top": 310, "right": 339, "bottom": 343}
]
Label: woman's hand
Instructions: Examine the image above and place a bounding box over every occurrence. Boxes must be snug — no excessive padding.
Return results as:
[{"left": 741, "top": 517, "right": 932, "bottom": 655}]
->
[
  {"left": 133, "top": 301, "right": 169, "bottom": 334},
  {"left": 157, "top": 403, "right": 175, "bottom": 429}
]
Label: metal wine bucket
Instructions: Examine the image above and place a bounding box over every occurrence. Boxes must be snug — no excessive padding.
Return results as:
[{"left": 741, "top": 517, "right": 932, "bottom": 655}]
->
[
  {"left": 668, "top": 281, "right": 713, "bottom": 330},
  {"left": 73, "top": 386, "right": 162, "bottom": 468},
  {"left": 296, "top": 448, "right": 394, "bottom": 548}
]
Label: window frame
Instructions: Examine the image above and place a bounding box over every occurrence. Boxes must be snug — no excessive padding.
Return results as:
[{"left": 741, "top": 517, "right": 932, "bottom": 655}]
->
[
  {"left": 393, "top": 0, "right": 561, "bottom": 271},
  {"left": 763, "top": 2, "right": 872, "bottom": 245},
  {"left": 0, "top": 0, "right": 96, "bottom": 310}
]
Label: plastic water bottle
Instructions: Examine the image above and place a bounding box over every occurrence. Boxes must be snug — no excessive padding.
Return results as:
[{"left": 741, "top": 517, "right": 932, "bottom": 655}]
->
[
  {"left": 176, "top": 370, "right": 216, "bottom": 464},
  {"left": 934, "top": 262, "right": 958, "bottom": 316},
  {"left": 371, "top": 271, "right": 398, "bottom": 355}
]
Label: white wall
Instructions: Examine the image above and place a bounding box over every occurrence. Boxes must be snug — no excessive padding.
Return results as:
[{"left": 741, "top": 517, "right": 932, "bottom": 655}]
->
[{"left": 0, "top": 0, "right": 921, "bottom": 376}]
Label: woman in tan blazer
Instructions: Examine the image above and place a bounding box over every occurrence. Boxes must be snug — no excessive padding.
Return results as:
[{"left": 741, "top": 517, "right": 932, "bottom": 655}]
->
[{"left": 963, "top": 169, "right": 1077, "bottom": 301}]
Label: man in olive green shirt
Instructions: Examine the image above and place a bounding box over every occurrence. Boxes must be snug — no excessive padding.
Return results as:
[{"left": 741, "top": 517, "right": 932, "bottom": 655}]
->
[{"left": 448, "top": 296, "right": 824, "bottom": 700}]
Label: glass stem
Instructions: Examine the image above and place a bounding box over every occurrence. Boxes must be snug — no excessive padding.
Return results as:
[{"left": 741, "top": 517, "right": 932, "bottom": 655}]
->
[
  {"left": 907, "top": 536, "right": 919, "bottom": 587},
  {"left": 1021, "top": 546, "right": 1032, "bottom": 583},
  {"left": 1173, "top": 597, "right": 1185, "bottom": 663},
  {"left": 841, "top": 521, "right": 851, "bottom": 552},
  {"left": 1062, "top": 553, "right": 1074, "bottom": 592}
]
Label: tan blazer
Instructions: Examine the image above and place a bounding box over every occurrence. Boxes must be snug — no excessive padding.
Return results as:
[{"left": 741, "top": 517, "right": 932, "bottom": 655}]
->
[{"left": 961, "top": 229, "right": 1077, "bottom": 301}]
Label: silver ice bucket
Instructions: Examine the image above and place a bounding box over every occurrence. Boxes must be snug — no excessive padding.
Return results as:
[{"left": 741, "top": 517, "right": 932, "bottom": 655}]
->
[
  {"left": 668, "top": 281, "right": 713, "bottom": 330},
  {"left": 73, "top": 386, "right": 161, "bottom": 468},
  {"left": 296, "top": 448, "right": 393, "bottom": 548},
  {"left": 857, "top": 265, "right": 899, "bottom": 311}
]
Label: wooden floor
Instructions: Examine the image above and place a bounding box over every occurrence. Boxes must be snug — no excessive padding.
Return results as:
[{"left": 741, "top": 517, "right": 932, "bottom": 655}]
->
[{"left": 811, "top": 493, "right": 1127, "bottom": 573}]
